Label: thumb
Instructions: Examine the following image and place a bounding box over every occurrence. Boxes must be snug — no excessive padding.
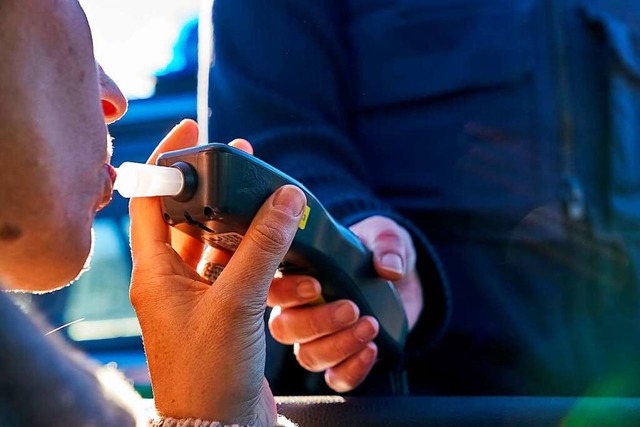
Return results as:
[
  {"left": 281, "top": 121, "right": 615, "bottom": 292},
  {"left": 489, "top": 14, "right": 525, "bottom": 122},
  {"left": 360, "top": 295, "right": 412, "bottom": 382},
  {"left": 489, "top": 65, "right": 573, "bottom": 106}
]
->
[
  {"left": 129, "top": 119, "right": 200, "bottom": 256},
  {"left": 212, "top": 185, "right": 306, "bottom": 306},
  {"left": 351, "top": 216, "right": 410, "bottom": 281}
]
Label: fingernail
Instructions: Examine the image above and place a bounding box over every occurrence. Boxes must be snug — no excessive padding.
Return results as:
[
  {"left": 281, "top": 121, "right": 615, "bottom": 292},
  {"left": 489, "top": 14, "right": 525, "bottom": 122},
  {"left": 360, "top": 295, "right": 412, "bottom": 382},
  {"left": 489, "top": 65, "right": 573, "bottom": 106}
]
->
[
  {"left": 272, "top": 186, "right": 306, "bottom": 216},
  {"left": 333, "top": 302, "right": 357, "bottom": 325},
  {"left": 296, "top": 280, "right": 319, "bottom": 299},
  {"left": 381, "top": 253, "right": 404, "bottom": 275},
  {"left": 354, "top": 320, "right": 376, "bottom": 342}
]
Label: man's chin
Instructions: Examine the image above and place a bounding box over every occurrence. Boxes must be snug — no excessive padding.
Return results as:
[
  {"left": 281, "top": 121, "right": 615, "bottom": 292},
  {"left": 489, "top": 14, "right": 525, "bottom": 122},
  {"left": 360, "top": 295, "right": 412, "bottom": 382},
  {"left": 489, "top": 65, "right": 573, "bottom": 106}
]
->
[
  {"left": 6, "top": 228, "right": 96, "bottom": 294},
  {"left": 68, "top": 226, "right": 96, "bottom": 285}
]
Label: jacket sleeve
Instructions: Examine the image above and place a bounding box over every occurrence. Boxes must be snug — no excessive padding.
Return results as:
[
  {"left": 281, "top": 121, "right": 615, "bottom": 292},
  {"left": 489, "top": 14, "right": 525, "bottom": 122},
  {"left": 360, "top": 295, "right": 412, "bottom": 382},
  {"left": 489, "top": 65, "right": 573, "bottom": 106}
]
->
[
  {"left": 209, "top": 0, "right": 451, "bottom": 347},
  {"left": 0, "top": 292, "right": 142, "bottom": 427}
]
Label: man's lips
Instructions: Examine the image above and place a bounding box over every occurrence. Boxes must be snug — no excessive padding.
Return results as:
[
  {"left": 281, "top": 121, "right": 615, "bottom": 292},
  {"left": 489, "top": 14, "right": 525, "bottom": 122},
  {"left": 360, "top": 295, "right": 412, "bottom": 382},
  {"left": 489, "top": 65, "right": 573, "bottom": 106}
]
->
[
  {"left": 96, "top": 164, "right": 117, "bottom": 212},
  {"left": 106, "top": 163, "right": 117, "bottom": 184}
]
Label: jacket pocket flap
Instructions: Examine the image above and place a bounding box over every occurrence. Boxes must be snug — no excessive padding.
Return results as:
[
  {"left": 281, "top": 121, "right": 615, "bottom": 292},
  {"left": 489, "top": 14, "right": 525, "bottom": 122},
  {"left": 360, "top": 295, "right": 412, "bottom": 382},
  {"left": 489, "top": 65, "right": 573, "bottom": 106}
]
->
[{"left": 583, "top": 3, "right": 640, "bottom": 79}]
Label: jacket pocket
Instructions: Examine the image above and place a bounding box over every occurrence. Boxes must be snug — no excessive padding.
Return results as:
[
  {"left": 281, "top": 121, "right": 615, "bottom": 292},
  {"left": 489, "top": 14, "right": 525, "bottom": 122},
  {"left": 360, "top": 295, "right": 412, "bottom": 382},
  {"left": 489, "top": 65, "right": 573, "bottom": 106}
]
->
[
  {"left": 583, "top": 3, "right": 640, "bottom": 237},
  {"left": 350, "top": 0, "right": 536, "bottom": 108},
  {"left": 347, "top": 0, "right": 545, "bottom": 228}
]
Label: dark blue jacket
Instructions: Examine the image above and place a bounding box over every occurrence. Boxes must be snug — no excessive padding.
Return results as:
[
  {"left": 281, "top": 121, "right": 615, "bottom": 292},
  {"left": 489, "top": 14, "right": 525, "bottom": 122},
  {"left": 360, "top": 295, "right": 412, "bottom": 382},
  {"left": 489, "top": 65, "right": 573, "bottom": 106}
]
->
[{"left": 210, "top": 0, "right": 640, "bottom": 396}]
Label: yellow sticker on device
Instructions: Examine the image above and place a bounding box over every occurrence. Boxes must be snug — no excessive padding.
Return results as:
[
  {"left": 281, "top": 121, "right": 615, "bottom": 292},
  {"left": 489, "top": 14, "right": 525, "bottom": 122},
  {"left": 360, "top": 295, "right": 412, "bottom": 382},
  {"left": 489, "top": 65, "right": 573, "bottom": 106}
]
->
[{"left": 299, "top": 205, "right": 311, "bottom": 230}]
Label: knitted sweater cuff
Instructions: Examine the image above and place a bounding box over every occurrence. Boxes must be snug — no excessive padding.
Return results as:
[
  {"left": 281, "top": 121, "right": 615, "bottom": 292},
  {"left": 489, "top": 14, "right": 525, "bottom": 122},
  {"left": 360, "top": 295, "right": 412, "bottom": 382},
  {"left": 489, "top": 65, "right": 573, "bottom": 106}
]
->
[{"left": 150, "top": 414, "right": 295, "bottom": 427}]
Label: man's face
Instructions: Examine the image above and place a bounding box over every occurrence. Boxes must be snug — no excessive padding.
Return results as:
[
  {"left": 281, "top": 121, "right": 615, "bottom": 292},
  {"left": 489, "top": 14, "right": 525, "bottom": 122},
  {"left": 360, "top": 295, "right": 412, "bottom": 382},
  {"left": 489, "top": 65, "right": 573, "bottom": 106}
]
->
[{"left": 0, "top": 0, "right": 127, "bottom": 291}]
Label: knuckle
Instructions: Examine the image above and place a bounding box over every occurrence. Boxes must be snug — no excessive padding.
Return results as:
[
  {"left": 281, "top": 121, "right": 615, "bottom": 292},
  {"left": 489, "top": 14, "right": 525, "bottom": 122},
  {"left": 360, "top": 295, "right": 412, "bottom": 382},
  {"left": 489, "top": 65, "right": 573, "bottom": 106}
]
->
[
  {"left": 267, "top": 280, "right": 286, "bottom": 307},
  {"left": 267, "top": 282, "right": 282, "bottom": 308},
  {"left": 268, "top": 315, "right": 291, "bottom": 344},
  {"left": 249, "top": 222, "right": 291, "bottom": 254},
  {"left": 266, "top": 293, "right": 278, "bottom": 308},
  {"left": 295, "top": 346, "right": 323, "bottom": 372},
  {"left": 305, "top": 312, "right": 324, "bottom": 339},
  {"left": 269, "top": 278, "right": 296, "bottom": 306},
  {"left": 329, "top": 335, "right": 353, "bottom": 362},
  {"left": 129, "top": 287, "right": 143, "bottom": 310},
  {"left": 374, "top": 229, "right": 404, "bottom": 249},
  {"left": 129, "top": 271, "right": 149, "bottom": 310}
]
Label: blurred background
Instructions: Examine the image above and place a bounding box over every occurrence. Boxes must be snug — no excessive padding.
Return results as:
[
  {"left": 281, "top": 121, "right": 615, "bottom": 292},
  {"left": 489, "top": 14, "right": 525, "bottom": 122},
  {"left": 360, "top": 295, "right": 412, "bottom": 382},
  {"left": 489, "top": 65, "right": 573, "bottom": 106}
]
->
[
  {"left": 28, "top": 1, "right": 204, "bottom": 397},
  {"left": 82, "top": 0, "right": 201, "bottom": 99}
]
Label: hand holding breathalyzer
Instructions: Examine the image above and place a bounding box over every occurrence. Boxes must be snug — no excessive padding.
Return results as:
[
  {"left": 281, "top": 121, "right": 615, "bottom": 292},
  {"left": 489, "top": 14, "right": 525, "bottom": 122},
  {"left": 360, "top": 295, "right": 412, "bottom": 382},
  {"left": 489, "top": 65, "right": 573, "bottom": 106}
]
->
[
  {"left": 119, "top": 119, "right": 409, "bottom": 395},
  {"left": 128, "top": 120, "right": 305, "bottom": 424}
]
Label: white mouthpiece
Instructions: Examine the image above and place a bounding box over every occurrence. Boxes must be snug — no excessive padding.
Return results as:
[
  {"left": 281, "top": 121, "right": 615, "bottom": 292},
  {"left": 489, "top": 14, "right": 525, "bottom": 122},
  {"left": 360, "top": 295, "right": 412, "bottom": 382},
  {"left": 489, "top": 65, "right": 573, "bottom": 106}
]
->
[{"left": 114, "top": 162, "right": 184, "bottom": 198}]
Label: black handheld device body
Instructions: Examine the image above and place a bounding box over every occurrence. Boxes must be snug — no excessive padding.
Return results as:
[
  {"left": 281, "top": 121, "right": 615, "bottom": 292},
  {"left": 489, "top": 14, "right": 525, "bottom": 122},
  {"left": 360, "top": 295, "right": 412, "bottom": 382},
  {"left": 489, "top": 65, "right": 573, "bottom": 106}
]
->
[{"left": 157, "top": 143, "right": 408, "bottom": 359}]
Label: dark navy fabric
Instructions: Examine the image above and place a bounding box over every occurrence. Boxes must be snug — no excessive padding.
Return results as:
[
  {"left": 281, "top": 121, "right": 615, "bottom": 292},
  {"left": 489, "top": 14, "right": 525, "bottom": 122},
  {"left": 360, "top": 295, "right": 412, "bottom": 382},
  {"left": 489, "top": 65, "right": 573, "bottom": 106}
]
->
[{"left": 209, "top": 0, "right": 640, "bottom": 396}]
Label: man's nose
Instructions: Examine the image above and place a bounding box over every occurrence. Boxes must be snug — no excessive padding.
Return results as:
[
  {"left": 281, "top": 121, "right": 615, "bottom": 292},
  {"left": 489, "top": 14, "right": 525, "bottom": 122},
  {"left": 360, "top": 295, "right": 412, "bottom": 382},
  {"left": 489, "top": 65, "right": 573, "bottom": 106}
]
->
[{"left": 97, "top": 64, "right": 128, "bottom": 124}]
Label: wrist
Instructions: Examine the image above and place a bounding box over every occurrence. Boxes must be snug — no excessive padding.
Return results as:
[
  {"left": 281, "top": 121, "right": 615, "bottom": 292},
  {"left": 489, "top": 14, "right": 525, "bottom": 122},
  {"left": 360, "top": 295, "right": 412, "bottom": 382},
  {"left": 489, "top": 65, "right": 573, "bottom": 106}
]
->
[{"left": 152, "top": 378, "right": 275, "bottom": 427}]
